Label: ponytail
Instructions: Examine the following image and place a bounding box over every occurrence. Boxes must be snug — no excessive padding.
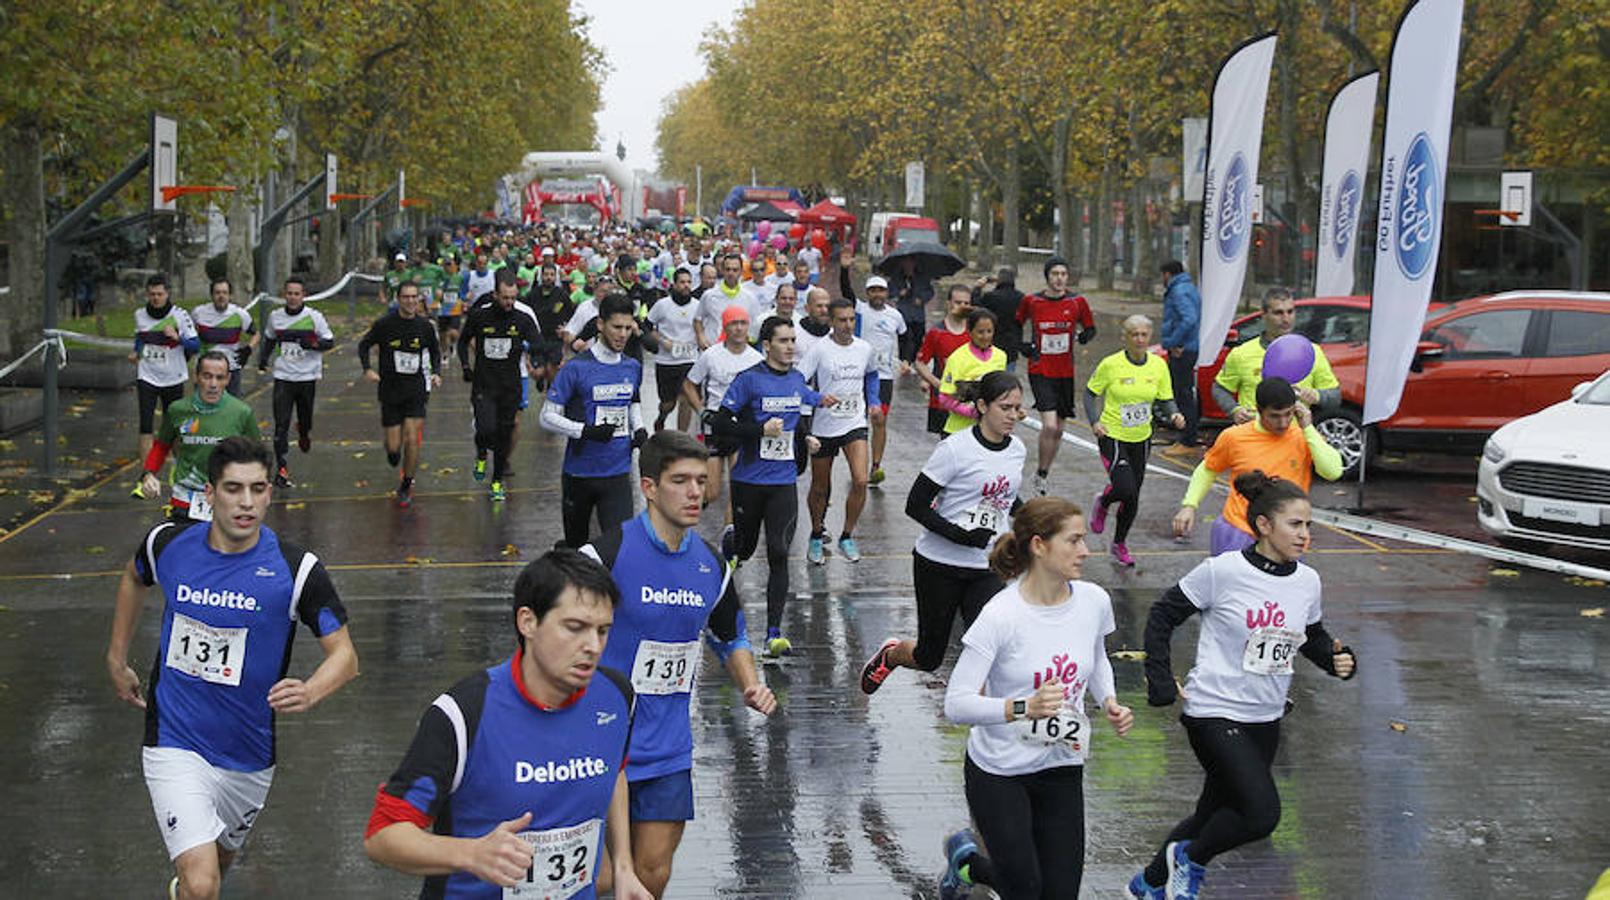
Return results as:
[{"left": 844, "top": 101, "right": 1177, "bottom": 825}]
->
[
  {"left": 990, "top": 496, "right": 1083, "bottom": 580},
  {"left": 1234, "top": 469, "right": 1309, "bottom": 537}
]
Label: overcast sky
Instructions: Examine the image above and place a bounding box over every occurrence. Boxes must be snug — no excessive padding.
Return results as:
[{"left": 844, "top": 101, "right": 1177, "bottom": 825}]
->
[{"left": 575, "top": 0, "right": 742, "bottom": 175}]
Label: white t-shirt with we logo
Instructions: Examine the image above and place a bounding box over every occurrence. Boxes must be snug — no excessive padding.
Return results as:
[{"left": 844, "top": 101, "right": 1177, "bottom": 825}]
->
[
  {"left": 914, "top": 426, "right": 1025, "bottom": 570},
  {"left": 1178, "top": 550, "right": 1323, "bottom": 723}
]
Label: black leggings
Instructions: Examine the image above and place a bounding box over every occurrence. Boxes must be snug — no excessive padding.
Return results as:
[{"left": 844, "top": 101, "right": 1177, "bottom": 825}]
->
[
  {"left": 1097, "top": 435, "right": 1149, "bottom": 543},
  {"left": 911, "top": 551, "right": 1002, "bottom": 672},
  {"left": 1144, "top": 716, "right": 1282, "bottom": 886},
  {"left": 271, "top": 379, "right": 317, "bottom": 468},
  {"left": 731, "top": 481, "right": 798, "bottom": 630},
  {"left": 560, "top": 473, "right": 633, "bottom": 548},
  {"left": 136, "top": 380, "right": 185, "bottom": 435},
  {"left": 963, "top": 756, "right": 1086, "bottom": 899},
  {"left": 471, "top": 386, "right": 520, "bottom": 481}
]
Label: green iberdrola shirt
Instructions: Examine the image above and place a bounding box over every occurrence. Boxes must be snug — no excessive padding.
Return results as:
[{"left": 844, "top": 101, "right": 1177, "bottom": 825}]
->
[{"left": 155, "top": 392, "right": 262, "bottom": 498}]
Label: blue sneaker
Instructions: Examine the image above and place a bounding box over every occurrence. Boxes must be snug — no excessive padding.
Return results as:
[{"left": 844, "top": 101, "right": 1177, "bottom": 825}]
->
[
  {"left": 1128, "top": 870, "right": 1165, "bottom": 899},
  {"left": 807, "top": 535, "right": 826, "bottom": 565},
  {"left": 1165, "top": 841, "right": 1206, "bottom": 900},
  {"left": 938, "top": 828, "right": 978, "bottom": 900},
  {"left": 837, "top": 536, "right": 862, "bottom": 563}
]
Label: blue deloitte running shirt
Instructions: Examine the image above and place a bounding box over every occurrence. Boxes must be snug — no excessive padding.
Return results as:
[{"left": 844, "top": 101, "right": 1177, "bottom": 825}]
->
[
  {"left": 367, "top": 652, "right": 635, "bottom": 900},
  {"left": 583, "top": 513, "right": 744, "bottom": 781},
  {"left": 720, "top": 363, "right": 822, "bottom": 485},
  {"left": 133, "top": 520, "right": 348, "bottom": 772},
  {"left": 546, "top": 348, "right": 642, "bottom": 478}
]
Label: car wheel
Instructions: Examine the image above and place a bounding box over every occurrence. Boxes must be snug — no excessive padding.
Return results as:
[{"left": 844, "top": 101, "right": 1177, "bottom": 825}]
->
[{"left": 1313, "top": 408, "right": 1372, "bottom": 478}]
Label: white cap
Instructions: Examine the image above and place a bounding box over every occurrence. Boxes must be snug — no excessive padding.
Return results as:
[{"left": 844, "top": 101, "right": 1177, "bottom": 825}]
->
[
  {"left": 393, "top": 252, "right": 407, "bottom": 261},
  {"left": 865, "top": 275, "right": 889, "bottom": 290},
  {"left": 540, "top": 247, "right": 555, "bottom": 256}
]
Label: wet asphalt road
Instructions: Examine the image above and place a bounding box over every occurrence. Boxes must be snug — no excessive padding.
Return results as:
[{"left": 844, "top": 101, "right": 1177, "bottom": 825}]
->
[{"left": 2, "top": 324, "right": 1608, "bottom": 899}]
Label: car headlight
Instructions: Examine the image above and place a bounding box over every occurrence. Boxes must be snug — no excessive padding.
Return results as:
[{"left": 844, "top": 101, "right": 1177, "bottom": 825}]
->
[{"left": 1482, "top": 439, "right": 1507, "bottom": 464}]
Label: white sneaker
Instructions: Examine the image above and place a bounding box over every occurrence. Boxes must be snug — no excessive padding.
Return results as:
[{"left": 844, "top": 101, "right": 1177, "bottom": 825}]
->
[{"left": 1029, "top": 473, "right": 1050, "bottom": 497}]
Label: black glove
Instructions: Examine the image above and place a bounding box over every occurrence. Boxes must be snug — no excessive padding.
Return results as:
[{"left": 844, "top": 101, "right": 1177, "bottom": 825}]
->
[
  {"left": 630, "top": 428, "right": 649, "bottom": 449},
  {"left": 962, "top": 527, "right": 996, "bottom": 549},
  {"left": 580, "top": 423, "right": 616, "bottom": 442},
  {"left": 1332, "top": 644, "right": 1358, "bottom": 680},
  {"left": 1021, "top": 341, "right": 1039, "bottom": 361},
  {"left": 461, "top": 366, "right": 474, "bottom": 383},
  {"left": 235, "top": 345, "right": 252, "bottom": 367},
  {"left": 1077, "top": 325, "right": 1096, "bottom": 345},
  {"left": 1146, "top": 676, "right": 1178, "bottom": 708}
]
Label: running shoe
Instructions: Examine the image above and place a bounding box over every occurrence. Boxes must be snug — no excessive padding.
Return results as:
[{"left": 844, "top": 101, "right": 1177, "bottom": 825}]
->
[
  {"left": 1111, "top": 541, "right": 1135, "bottom": 567},
  {"left": 859, "top": 638, "right": 900, "bottom": 695},
  {"left": 765, "top": 629, "right": 792, "bottom": 657},
  {"left": 395, "top": 482, "right": 412, "bottom": 508},
  {"left": 1160, "top": 442, "right": 1199, "bottom": 460},
  {"left": 938, "top": 828, "right": 978, "bottom": 900},
  {"left": 274, "top": 466, "right": 294, "bottom": 488},
  {"left": 1127, "top": 871, "right": 1165, "bottom": 900},
  {"left": 130, "top": 481, "right": 148, "bottom": 499},
  {"left": 807, "top": 535, "right": 826, "bottom": 565},
  {"left": 473, "top": 458, "right": 487, "bottom": 482},
  {"left": 869, "top": 466, "right": 886, "bottom": 487},
  {"left": 838, "top": 536, "right": 862, "bottom": 563},
  {"left": 720, "top": 523, "right": 737, "bottom": 564},
  {"left": 297, "top": 424, "right": 311, "bottom": 453},
  {"left": 489, "top": 480, "right": 507, "bottom": 502},
  {"left": 1165, "top": 841, "right": 1206, "bottom": 900},
  {"left": 1029, "top": 472, "right": 1050, "bottom": 497},
  {"left": 1089, "top": 488, "right": 1108, "bottom": 533}
]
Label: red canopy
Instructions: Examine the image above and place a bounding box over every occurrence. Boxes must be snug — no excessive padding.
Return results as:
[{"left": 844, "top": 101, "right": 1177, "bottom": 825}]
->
[{"left": 798, "top": 199, "right": 853, "bottom": 226}]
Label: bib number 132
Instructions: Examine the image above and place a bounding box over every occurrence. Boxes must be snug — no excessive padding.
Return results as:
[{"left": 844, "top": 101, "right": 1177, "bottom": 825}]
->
[{"left": 507, "top": 819, "right": 601, "bottom": 900}]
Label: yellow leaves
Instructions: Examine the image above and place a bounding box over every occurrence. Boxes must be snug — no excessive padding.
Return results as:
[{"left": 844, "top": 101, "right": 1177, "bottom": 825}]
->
[
  {"left": 1389, "top": 721, "right": 1408, "bottom": 733},
  {"left": 500, "top": 543, "right": 521, "bottom": 558},
  {"left": 1110, "top": 649, "right": 1146, "bottom": 661},
  {"left": 1490, "top": 568, "right": 1521, "bottom": 578},
  {"left": 403, "top": 555, "right": 433, "bottom": 566},
  {"left": 1582, "top": 608, "right": 1605, "bottom": 619}
]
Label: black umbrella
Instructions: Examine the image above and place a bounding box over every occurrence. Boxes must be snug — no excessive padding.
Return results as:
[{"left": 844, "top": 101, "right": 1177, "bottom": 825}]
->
[
  {"left": 876, "top": 241, "right": 965, "bottom": 280},
  {"left": 737, "top": 200, "right": 797, "bottom": 222}
]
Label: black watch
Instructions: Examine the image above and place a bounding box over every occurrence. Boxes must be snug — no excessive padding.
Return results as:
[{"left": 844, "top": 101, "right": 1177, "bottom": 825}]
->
[{"left": 1012, "top": 698, "right": 1027, "bottom": 718}]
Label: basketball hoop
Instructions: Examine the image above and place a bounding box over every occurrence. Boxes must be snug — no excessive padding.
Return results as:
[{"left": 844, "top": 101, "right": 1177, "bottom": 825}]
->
[
  {"left": 160, "top": 184, "right": 237, "bottom": 203},
  {"left": 1473, "top": 208, "right": 1520, "bottom": 232},
  {"left": 329, "top": 192, "right": 374, "bottom": 202},
  {"left": 400, "top": 198, "right": 428, "bottom": 208}
]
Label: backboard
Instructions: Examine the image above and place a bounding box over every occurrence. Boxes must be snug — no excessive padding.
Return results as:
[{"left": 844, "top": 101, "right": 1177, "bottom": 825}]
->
[
  {"left": 326, "top": 154, "right": 338, "bottom": 210},
  {"left": 1500, "top": 171, "right": 1532, "bottom": 227},
  {"left": 151, "top": 114, "right": 178, "bottom": 213}
]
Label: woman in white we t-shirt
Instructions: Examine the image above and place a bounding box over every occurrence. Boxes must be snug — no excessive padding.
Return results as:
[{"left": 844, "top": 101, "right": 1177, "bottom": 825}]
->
[
  {"left": 1128, "top": 472, "right": 1357, "bottom": 900},
  {"left": 937, "top": 497, "right": 1134, "bottom": 899}
]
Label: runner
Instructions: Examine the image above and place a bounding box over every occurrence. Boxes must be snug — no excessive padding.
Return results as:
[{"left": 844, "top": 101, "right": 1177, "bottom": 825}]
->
[
  {"left": 1173, "top": 377, "right": 1344, "bottom": 555},
  {"left": 1084, "top": 314, "right": 1184, "bottom": 567},
  {"left": 540, "top": 294, "right": 648, "bottom": 546},
  {"left": 645, "top": 268, "right": 702, "bottom": 432},
  {"left": 364, "top": 549, "right": 654, "bottom": 900},
  {"left": 412, "top": 248, "right": 448, "bottom": 318},
  {"left": 793, "top": 286, "right": 833, "bottom": 362},
  {"left": 258, "top": 276, "right": 333, "bottom": 488},
  {"left": 459, "top": 271, "right": 544, "bottom": 502},
  {"left": 798, "top": 298, "right": 881, "bottom": 565},
  {"left": 742, "top": 250, "right": 777, "bottom": 321},
  {"left": 912, "top": 283, "right": 974, "bottom": 434},
  {"left": 937, "top": 496, "right": 1133, "bottom": 900},
  {"left": 106, "top": 436, "right": 357, "bottom": 900},
  {"left": 860, "top": 371, "right": 1025, "bottom": 692},
  {"left": 581, "top": 431, "right": 777, "bottom": 898},
  {"left": 694, "top": 254, "right": 758, "bottom": 351},
  {"left": 709, "top": 316, "right": 837, "bottom": 656},
  {"left": 463, "top": 253, "right": 497, "bottom": 307},
  {"left": 528, "top": 262, "right": 573, "bottom": 390},
  {"left": 682, "top": 307, "right": 762, "bottom": 513},
  {"left": 139, "top": 352, "right": 261, "bottom": 522},
  {"left": 382, "top": 251, "right": 410, "bottom": 309},
  {"left": 1017, "top": 256, "right": 1096, "bottom": 496},
  {"left": 437, "top": 255, "right": 467, "bottom": 359},
  {"left": 919, "top": 307, "right": 1006, "bottom": 435},
  {"left": 191, "top": 278, "right": 256, "bottom": 397},
  {"left": 1130, "top": 473, "right": 1356, "bottom": 900},
  {"left": 357, "top": 280, "right": 442, "bottom": 508},
  {"left": 130, "top": 273, "right": 200, "bottom": 496},
  {"left": 1212, "top": 287, "right": 1341, "bottom": 424},
  {"left": 840, "top": 264, "right": 907, "bottom": 487}
]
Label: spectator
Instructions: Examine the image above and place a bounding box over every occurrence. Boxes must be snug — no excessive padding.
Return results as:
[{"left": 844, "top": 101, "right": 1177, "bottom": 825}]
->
[
  {"left": 973, "top": 268, "right": 1024, "bottom": 372},
  {"left": 1159, "top": 259, "right": 1202, "bottom": 455}
]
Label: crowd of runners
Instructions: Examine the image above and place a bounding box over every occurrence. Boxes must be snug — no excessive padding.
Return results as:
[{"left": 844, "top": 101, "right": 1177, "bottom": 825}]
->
[{"left": 114, "top": 218, "right": 1357, "bottom": 899}]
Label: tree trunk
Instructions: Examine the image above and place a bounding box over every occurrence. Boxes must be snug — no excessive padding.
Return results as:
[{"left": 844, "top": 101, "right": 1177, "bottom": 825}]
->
[
  {"left": 1276, "top": 0, "right": 1308, "bottom": 292},
  {"left": 977, "top": 186, "right": 996, "bottom": 273},
  {"left": 226, "top": 182, "right": 256, "bottom": 304},
  {"left": 1051, "top": 114, "right": 1078, "bottom": 274},
  {"left": 1132, "top": 180, "right": 1155, "bottom": 295},
  {"left": 955, "top": 175, "right": 972, "bottom": 265},
  {"left": 1, "top": 120, "right": 47, "bottom": 359},
  {"left": 1095, "top": 165, "right": 1116, "bottom": 291},
  {"left": 1000, "top": 140, "right": 1021, "bottom": 271},
  {"left": 317, "top": 197, "right": 342, "bottom": 284}
]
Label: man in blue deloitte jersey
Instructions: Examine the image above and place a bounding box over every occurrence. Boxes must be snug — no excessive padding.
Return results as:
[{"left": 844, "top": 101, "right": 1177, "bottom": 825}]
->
[
  {"left": 540, "top": 293, "right": 649, "bottom": 548},
  {"left": 364, "top": 549, "right": 654, "bottom": 900},
  {"left": 581, "top": 430, "right": 778, "bottom": 897},
  {"left": 105, "top": 436, "right": 358, "bottom": 900},
  {"left": 709, "top": 314, "right": 841, "bottom": 657}
]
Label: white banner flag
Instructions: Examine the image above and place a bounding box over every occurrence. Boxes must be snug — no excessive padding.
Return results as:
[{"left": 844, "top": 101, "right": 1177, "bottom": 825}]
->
[
  {"left": 1364, "top": 0, "right": 1464, "bottom": 425},
  {"left": 1315, "top": 71, "right": 1379, "bottom": 297},
  {"left": 1196, "top": 33, "right": 1278, "bottom": 366}
]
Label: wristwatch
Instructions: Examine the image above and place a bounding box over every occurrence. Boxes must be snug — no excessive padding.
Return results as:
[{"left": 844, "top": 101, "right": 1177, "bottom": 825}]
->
[{"left": 1012, "top": 698, "right": 1027, "bottom": 719}]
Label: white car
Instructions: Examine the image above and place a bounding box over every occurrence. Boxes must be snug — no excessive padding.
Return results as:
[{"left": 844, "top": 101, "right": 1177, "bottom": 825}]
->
[{"left": 1477, "top": 369, "right": 1610, "bottom": 551}]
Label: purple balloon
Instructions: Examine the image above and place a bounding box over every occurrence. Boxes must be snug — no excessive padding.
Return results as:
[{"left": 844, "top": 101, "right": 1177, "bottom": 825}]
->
[
  {"left": 748, "top": 240, "right": 762, "bottom": 258},
  {"left": 1262, "top": 333, "right": 1315, "bottom": 384},
  {"left": 756, "top": 220, "right": 772, "bottom": 239}
]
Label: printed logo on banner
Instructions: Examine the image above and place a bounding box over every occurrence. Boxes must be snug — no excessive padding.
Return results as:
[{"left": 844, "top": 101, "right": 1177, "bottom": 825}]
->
[
  {"left": 1333, "top": 170, "right": 1361, "bottom": 261},
  {"left": 1215, "top": 153, "right": 1251, "bottom": 263},
  {"left": 1395, "top": 133, "right": 1440, "bottom": 279}
]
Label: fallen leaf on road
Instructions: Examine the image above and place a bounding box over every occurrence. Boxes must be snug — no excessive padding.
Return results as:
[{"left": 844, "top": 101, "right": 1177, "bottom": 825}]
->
[
  {"left": 85, "top": 546, "right": 105, "bottom": 554},
  {"left": 1490, "top": 568, "right": 1520, "bottom": 577},
  {"left": 1389, "top": 721, "right": 1408, "bottom": 733},
  {"left": 437, "top": 467, "right": 458, "bottom": 475},
  {"left": 353, "top": 480, "right": 369, "bottom": 488},
  {"left": 1582, "top": 608, "right": 1605, "bottom": 618},
  {"left": 500, "top": 543, "right": 520, "bottom": 558},
  {"left": 0, "top": 440, "right": 15, "bottom": 452},
  {"left": 28, "top": 491, "right": 54, "bottom": 504},
  {"left": 1110, "top": 649, "right": 1146, "bottom": 661},
  {"left": 1467, "top": 496, "right": 1478, "bottom": 503},
  {"left": 403, "top": 555, "right": 433, "bottom": 565},
  {"left": 284, "top": 502, "right": 306, "bottom": 510},
  {"left": 1566, "top": 577, "right": 1606, "bottom": 588},
  {"left": 352, "top": 452, "right": 366, "bottom": 459}
]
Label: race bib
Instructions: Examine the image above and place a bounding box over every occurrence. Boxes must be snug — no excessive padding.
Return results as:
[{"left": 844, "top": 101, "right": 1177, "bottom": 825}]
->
[
  {"left": 594, "top": 405, "right": 629, "bottom": 438},
  {"left": 484, "top": 337, "right": 513, "bottom": 360},
  {"left": 832, "top": 395, "right": 865, "bottom": 419},
  {"left": 173, "top": 485, "right": 213, "bottom": 522},
  {"left": 670, "top": 341, "right": 697, "bottom": 361},
  {"left": 1040, "top": 332, "right": 1070, "bottom": 355},
  {"left": 631, "top": 640, "right": 701, "bottom": 695},
  {"left": 759, "top": 431, "right": 793, "bottom": 461},
  {"left": 1119, "top": 402, "right": 1151, "bottom": 428},
  {"left": 1016, "top": 706, "right": 1090, "bottom": 759},
  {"left": 1242, "top": 627, "right": 1303, "bottom": 675},
  {"left": 392, "top": 350, "right": 422, "bottom": 374},
  {"left": 507, "top": 819, "right": 601, "bottom": 900},
  {"left": 875, "top": 348, "right": 896, "bottom": 373},
  {"left": 279, "top": 343, "right": 305, "bottom": 360},
  {"left": 956, "top": 503, "right": 1003, "bottom": 533},
  {"left": 165, "top": 613, "right": 247, "bottom": 686},
  {"left": 141, "top": 345, "right": 170, "bottom": 364}
]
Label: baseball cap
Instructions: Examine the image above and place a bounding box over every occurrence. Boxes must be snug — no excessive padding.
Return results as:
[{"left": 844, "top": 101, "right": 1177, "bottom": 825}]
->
[
  {"left": 540, "top": 246, "right": 555, "bottom": 257},
  {"left": 865, "top": 275, "right": 889, "bottom": 290},
  {"left": 393, "top": 252, "right": 407, "bottom": 261},
  {"left": 721, "top": 305, "right": 750, "bottom": 328}
]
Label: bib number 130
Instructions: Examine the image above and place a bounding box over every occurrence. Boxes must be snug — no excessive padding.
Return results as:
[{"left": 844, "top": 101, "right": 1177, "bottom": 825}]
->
[{"left": 507, "top": 819, "right": 601, "bottom": 900}]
